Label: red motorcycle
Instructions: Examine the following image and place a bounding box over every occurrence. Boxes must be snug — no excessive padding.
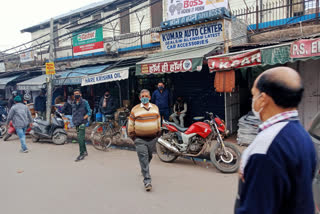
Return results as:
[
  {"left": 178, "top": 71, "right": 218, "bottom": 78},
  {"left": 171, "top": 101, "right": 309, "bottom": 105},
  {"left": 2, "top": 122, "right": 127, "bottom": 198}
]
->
[
  {"left": 3, "top": 121, "right": 32, "bottom": 141},
  {"left": 156, "top": 112, "right": 241, "bottom": 173}
]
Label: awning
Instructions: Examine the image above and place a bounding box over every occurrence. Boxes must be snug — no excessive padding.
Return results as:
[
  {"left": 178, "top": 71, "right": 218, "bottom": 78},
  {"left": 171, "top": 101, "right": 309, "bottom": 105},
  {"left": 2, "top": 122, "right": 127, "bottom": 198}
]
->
[
  {"left": 54, "top": 64, "right": 110, "bottom": 85},
  {"left": 136, "top": 45, "right": 223, "bottom": 75},
  {"left": 17, "top": 75, "right": 47, "bottom": 91},
  {"left": 0, "top": 75, "right": 22, "bottom": 89},
  {"left": 81, "top": 67, "right": 130, "bottom": 86}
]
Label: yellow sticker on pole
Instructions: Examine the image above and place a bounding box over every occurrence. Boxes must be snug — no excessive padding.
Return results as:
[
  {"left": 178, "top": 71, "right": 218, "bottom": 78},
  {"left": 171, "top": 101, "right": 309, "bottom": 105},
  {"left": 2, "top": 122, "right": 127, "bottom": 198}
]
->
[{"left": 46, "top": 62, "right": 56, "bottom": 75}]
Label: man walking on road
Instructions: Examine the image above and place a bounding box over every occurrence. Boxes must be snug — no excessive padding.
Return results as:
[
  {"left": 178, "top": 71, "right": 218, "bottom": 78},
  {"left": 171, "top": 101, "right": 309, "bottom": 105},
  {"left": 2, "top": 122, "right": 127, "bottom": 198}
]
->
[
  {"left": 128, "top": 89, "right": 161, "bottom": 192},
  {"left": 151, "top": 82, "right": 170, "bottom": 122},
  {"left": 72, "top": 89, "right": 92, "bottom": 162},
  {"left": 6, "top": 96, "right": 33, "bottom": 153},
  {"left": 235, "top": 67, "right": 316, "bottom": 214}
]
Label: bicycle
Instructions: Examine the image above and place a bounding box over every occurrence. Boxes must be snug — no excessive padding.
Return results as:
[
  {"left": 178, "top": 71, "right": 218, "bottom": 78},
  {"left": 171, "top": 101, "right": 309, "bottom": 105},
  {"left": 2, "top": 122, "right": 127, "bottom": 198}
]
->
[{"left": 91, "top": 109, "right": 130, "bottom": 151}]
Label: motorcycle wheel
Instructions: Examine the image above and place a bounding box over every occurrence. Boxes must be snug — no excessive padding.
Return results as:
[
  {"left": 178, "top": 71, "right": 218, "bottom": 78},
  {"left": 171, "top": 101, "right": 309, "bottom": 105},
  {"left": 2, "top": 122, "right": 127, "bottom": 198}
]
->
[
  {"left": 3, "top": 133, "right": 12, "bottom": 141},
  {"left": 52, "top": 129, "right": 67, "bottom": 145},
  {"left": 156, "top": 142, "right": 179, "bottom": 163},
  {"left": 210, "top": 141, "right": 241, "bottom": 173}
]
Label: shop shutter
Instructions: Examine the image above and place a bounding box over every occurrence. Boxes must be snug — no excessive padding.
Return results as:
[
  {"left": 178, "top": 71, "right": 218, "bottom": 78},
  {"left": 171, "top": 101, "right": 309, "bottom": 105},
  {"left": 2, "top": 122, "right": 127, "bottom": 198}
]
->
[{"left": 214, "top": 70, "right": 235, "bottom": 93}]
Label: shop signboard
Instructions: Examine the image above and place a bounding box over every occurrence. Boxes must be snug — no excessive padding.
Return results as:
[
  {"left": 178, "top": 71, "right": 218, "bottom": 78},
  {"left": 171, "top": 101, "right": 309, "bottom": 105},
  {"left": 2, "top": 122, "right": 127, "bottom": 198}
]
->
[
  {"left": 0, "top": 62, "right": 5, "bottom": 73},
  {"left": 208, "top": 50, "right": 262, "bottom": 72},
  {"left": 140, "top": 59, "right": 199, "bottom": 74},
  {"left": 45, "top": 62, "right": 55, "bottom": 75},
  {"left": 20, "top": 51, "right": 34, "bottom": 63},
  {"left": 290, "top": 38, "right": 320, "bottom": 58},
  {"left": 81, "top": 69, "right": 129, "bottom": 86},
  {"left": 72, "top": 26, "right": 104, "bottom": 56},
  {"left": 161, "top": 7, "right": 230, "bottom": 28},
  {"left": 167, "top": 0, "right": 229, "bottom": 20},
  {"left": 160, "top": 20, "right": 224, "bottom": 51}
]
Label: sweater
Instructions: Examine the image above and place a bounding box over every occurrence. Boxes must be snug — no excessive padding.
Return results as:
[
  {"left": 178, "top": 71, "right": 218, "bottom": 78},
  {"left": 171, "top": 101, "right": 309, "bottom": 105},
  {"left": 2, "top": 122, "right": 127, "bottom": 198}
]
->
[
  {"left": 128, "top": 103, "right": 161, "bottom": 139},
  {"left": 7, "top": 103, "right": 33, "bottom": 129},
  {"left": 235, "top": 120, "right": 316, "bottom": 214}
]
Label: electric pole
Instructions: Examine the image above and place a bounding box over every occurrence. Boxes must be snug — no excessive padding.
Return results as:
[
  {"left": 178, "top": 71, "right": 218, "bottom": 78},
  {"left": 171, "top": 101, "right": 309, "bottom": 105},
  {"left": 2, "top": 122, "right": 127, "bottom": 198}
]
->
[{"left": 46, "top": 18, "right": 54, "bottom": 122}]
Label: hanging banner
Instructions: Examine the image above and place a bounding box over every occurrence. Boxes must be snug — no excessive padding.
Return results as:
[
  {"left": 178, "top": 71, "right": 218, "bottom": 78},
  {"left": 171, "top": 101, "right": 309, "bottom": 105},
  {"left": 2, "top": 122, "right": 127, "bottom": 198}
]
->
[
  {"left": 72, "top": 26, "right": 104, "bottom": 56},
  {"left": 290, "top": 39, "right": 320, "bottom": 58},
  {"left": 140, "top": 59, "right": 197, "bottom": 74},
  {"left": 167, "top": 0, "right": 229, "bottom": 20},
  {"left": 81, "top": 69, "right": 129, "bottom": 86},
  {"left": 160, "top": 20, "right": 224, "bottom": 51},
  {"left": 45, "top": 62, "right": 56, "bottom": 75},
  {"left": 20, "top": 51, "right": 34, "bottom": 63},
  {"left": 208, "top": 50, "right": 262, "bottom": 72}
]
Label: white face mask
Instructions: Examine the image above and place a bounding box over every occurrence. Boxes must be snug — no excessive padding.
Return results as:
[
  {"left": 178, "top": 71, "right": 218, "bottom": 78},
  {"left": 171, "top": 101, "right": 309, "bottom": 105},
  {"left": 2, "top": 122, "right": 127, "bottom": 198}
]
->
[{"left": 252, "top": 94, "right": 263, "bottom": 121}]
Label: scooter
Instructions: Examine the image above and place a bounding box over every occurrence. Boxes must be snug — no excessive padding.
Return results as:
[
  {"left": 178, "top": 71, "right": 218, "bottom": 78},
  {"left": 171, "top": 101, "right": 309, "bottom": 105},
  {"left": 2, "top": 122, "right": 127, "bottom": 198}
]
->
[
  {"left": 30, "top": 110, "right": 67, "bottom": 145},
  {"left": 3, "top": 121, "right": 32, "bottom": 141}
]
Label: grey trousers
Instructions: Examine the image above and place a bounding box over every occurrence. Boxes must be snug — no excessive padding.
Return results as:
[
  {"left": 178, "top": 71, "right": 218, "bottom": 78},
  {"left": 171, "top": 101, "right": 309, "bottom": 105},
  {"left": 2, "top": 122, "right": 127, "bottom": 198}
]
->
[{"left": 135, "top": 137, "right": 157, "bottom": 185}]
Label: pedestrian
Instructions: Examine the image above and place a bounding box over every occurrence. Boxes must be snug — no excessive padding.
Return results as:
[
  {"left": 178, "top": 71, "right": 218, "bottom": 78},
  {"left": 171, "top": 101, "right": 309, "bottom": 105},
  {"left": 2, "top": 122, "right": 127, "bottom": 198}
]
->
[
  {"left": 8, "top": 91, "right": 18, "bottom": 109},
  {"left": 6, "top": 96, "right": 33, "bottom": 153},
  {"left": 99, "top": 90, "right": 117, "bottom": 121},
  {"left": 170, "top": 96, "right": 187, "bottom": 127},
  {"left": 61, "top": 95, "right": 74, "bottom": 128},
  {"left": 128, "top": 89, "right": 161, "bottom": 192},
  {"left": 34, "top": 89, "right": 46, "bottom": 119},
  {"left": 72, "top": 89, "right": 92, "bottom": 162},
  {"left": 234, "top": 67, "right": 317, "bottom": 214},
  {"left": 151, "top": 82, "right": 171, "bottom": 122}
]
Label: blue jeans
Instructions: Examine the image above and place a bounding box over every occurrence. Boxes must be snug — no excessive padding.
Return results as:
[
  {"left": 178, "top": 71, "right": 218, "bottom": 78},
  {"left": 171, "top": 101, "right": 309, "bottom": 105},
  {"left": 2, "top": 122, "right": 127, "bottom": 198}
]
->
[
  {"left": 64, "top": 115, "right": 74, "bottom": 128},
  {"left": 16, "top": 127, "right": 28, "bottom": 151}
]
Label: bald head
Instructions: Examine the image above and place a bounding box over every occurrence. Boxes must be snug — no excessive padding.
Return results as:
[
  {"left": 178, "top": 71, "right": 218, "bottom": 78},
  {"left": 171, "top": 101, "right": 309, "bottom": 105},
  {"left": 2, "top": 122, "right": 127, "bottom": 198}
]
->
[{"left": 254, "top": 66, "right": 304, "bottom": 108}]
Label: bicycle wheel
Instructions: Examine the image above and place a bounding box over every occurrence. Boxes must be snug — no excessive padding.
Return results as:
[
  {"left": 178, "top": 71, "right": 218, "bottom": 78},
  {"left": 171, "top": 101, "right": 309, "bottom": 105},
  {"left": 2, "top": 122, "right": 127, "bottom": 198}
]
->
[{"left": 91, "top": 124, "right": 110, "bottom": 151}]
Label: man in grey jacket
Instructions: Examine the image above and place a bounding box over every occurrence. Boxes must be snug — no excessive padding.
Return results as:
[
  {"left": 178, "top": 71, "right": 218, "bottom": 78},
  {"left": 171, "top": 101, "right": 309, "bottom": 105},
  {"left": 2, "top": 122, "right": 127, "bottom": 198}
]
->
[{"left": 7, "top": 96, "right": 33, "bottom": 153}]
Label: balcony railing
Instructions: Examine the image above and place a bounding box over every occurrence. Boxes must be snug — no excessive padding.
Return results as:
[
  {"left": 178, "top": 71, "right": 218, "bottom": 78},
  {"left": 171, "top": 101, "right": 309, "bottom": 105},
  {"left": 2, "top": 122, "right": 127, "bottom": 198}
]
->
[{"left": 232, "top": 0, "right": 320, "bottom": 31}]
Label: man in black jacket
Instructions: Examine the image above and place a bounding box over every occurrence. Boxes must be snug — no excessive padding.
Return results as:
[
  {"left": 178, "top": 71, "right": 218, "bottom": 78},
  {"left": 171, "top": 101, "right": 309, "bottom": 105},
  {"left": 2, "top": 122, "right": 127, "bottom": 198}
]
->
[
  {"left": 34, "top": 89, "right": 46, "bottom": 119},
  {"left": 61, "top": 95, "right": 74, "bottom": 128},
  {"left": 99, "top": 90, "right": 116, "bottom": 121}
]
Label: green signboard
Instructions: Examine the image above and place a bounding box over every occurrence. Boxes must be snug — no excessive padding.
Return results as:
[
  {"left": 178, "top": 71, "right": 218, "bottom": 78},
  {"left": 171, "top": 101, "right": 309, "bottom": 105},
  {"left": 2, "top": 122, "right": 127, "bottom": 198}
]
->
[{"left": 72, "top": 27, "right": 103, "bottom": 47}]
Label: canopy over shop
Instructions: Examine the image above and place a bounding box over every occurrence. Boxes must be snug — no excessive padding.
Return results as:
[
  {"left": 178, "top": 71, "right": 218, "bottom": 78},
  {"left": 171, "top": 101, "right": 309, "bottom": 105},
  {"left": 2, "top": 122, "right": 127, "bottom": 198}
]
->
[{"left": 135, "top": 44, "right": 227, "bottom": 127}]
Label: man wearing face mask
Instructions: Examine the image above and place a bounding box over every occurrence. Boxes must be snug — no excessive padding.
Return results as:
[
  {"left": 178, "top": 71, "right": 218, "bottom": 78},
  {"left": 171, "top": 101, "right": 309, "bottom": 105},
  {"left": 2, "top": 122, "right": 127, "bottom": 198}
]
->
[
  {"left": 72, "top": 89, "right": 92, "bottom": 162},
  {"left": 151, "top": 82, "right": 171, "bottom": 122},
  {"left": 170, "top": 96, "right": 187, "bottom": 127},
  {"left": 128, "top": 89, "right": 161, "bottom": 192},
  {"left": 234, "top": 67, "right": 316, "bottom": 214},
  {"left": 99, "top": 90, "right": 116, "bottom": 121}
]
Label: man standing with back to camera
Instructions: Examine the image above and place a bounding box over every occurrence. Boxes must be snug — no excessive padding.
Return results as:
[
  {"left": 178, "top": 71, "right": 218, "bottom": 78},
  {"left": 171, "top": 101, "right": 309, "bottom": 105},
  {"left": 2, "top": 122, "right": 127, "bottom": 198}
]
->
[{"left": 235, "top": 67, "right": 316, "bottom": 214}]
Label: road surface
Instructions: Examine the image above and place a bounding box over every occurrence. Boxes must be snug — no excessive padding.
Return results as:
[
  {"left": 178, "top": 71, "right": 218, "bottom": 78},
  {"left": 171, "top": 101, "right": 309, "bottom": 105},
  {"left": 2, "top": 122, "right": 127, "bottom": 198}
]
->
[{"left": 0, "top": 136, "right": 238, "bottom": 214}]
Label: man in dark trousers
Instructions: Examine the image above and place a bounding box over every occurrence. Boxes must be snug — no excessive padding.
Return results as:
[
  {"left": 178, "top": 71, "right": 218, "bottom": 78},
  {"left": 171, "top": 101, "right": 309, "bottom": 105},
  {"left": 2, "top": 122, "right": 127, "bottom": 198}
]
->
[
  {"left": 72, "top": 89, "right": 92, "bottom": 162},
  {"left": 99, "top": 90, "right": 116, "bottom": 121},
  {"left": 151, "top": 82, "right": 170, "bottom": 122},
  {"left": 34, "top": 89, "right": 46, "bottom": 119},
  {"left": 235, "top": 67, "right": 317, "bottom": 214}
]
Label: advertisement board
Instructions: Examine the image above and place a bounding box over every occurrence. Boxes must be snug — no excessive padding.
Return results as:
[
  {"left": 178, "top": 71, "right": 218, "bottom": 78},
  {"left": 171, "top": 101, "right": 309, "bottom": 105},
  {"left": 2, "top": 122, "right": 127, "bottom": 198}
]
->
[
  {"left": 20, "top": 51, "right": 34, "bottom": 63},
  {"left": 290, "top": 39, "right": 320, "bottom": 58},
  {"left": 72, "top": 27, "right": 104, "bottom": 56},
  {"left": 140, "top": 59, "right": 195, "bottom": 74},
  {"left": 167, "top": 0, "right": 229, "bottom": 20},
  {"left": 160, "top": 20, "right": 224, "bottom": 51}
]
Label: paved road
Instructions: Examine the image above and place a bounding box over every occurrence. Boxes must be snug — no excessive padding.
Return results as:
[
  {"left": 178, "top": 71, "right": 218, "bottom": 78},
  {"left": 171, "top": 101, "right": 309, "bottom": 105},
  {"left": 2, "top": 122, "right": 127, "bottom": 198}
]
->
[{"left": 0, "top": 136, "right": 238, "bottom": 214}]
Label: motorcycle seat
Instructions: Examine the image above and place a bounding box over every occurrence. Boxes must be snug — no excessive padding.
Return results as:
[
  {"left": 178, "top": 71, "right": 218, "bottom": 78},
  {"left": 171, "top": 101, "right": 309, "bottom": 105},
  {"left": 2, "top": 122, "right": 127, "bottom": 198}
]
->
[
  {"left": 167, "top": 122, "right": 188, "bottom": 132},
  {"left": 36, "top": 120, "right": 50, "bottom": 126}
]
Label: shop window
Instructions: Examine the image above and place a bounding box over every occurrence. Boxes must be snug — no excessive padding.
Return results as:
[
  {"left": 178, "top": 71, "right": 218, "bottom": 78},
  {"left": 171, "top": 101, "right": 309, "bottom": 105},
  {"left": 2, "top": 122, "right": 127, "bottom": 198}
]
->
[
  {"left": 120, "top": 9, "right": 130, "bottom": 34},
  {"left": 151, "top": 0, "right": 163, "bottom": 27}
]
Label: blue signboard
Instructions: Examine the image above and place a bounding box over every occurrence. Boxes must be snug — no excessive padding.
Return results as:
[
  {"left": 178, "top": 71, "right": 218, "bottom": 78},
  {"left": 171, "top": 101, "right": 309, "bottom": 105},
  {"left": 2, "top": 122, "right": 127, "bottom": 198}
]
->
[{"left": 161, "top": 7, "right": 230, "bottom": 29}]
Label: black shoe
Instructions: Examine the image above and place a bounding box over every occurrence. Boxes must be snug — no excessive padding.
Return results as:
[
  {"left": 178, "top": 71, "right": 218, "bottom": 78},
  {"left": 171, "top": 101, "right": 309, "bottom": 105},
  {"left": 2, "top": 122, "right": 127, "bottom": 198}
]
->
[
  {"left": 145, "top": 183, "right": 152, "bottom": 192},
  {"left": 83, "top": 151, "right": 88, "bottom": 156},
  {"left": 75, "top": 155, "right": 85, "bottom": 162}
]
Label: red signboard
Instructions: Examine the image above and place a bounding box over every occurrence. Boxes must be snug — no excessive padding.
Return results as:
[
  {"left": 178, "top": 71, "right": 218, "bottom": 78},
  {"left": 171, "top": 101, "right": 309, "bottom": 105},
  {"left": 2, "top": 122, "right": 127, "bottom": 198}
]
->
[
  {"left": 73, "top": 41, "right": 104, "bottom": 55},
  {"left": 290, "top": 39, "right": 320, "bottom": 58},
  {"left": 208, "top": 50, "right": 262, "bottom": 72},
  {"left": 141, "top": 59, "right": 193, "bottom": 74}
]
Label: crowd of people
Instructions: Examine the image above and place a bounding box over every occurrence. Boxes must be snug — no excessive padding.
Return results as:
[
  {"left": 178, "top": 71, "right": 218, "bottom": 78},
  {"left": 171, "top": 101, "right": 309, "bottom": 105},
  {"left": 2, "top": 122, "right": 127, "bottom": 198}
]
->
[{"left": 1, "top": 66, "right": 318, "bottom": 213}]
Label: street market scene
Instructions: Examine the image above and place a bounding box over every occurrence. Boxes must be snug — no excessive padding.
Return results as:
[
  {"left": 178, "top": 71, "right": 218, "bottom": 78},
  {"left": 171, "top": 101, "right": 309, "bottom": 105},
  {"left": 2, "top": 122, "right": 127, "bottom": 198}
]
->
[{"left": 1, "top": 0, "right": 320, "bottom": 213}]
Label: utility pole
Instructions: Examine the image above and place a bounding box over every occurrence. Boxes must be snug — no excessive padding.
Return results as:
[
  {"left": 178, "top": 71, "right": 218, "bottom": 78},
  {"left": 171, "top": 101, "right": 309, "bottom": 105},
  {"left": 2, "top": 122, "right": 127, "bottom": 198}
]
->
[{"left": 46, "top": 18, "right": 54, "bottom": 122}]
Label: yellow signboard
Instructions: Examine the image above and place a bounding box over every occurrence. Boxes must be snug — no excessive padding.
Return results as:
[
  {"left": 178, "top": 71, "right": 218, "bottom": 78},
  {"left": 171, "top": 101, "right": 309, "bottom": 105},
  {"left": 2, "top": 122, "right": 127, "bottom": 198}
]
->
[{"left": 46, "top": 62, "right": 56, "bottom": 75}]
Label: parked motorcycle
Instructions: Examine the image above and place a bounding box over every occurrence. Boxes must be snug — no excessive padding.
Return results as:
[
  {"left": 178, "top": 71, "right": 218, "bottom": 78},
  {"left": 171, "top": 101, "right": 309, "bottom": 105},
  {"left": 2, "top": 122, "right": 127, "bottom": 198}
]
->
[
  {"left": 3, "top": 121, "right": 32, "bottom": 141},
  {"left": 156, "top": 112, "right": 241, "bottom": 173},
  {"left": 30, "top": 111, "right": 67, "bottom": 145}
]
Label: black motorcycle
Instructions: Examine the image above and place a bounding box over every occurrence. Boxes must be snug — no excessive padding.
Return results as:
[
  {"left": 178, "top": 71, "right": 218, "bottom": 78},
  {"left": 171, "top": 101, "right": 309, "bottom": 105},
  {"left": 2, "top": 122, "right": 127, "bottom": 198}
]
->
[{"left": 30, "top": 111, "right": 67, "bottom": 145}]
